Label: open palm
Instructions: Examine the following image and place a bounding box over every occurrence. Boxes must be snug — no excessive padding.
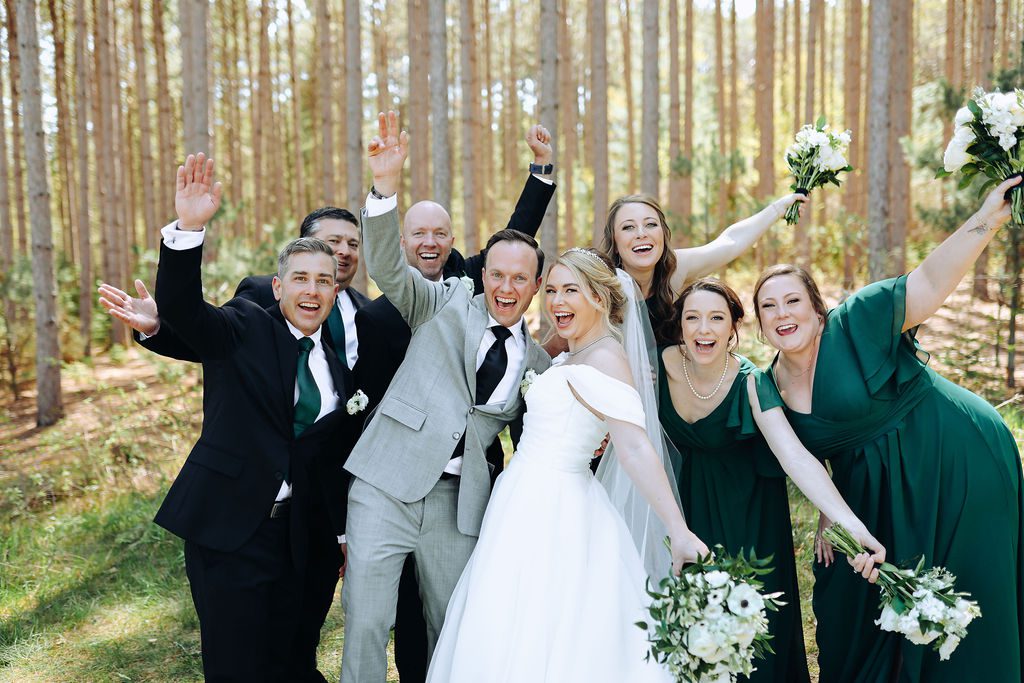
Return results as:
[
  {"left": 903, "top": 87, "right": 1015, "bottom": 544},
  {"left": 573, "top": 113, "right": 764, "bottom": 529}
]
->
[
  {"left": 175, "top": 153, "right": 223, "bottom": 229},
  {"left": 367, "top": 110, "right": 409, "bottom": 195}
]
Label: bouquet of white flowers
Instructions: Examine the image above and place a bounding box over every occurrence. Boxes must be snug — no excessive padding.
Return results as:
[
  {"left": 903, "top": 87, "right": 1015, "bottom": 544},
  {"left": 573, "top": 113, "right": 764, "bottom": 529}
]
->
[
  {"left": 637, "top": 544, "right": 784, "bottom": 682},
  {"left": 782, "top": 117, "right": 853, "bottom": 224},
  {"left": 822, "top": 523, "right": 981, "bottom": 661},
  {"left": 938, "top": 88, "right": 1024, "bottom": 227}
]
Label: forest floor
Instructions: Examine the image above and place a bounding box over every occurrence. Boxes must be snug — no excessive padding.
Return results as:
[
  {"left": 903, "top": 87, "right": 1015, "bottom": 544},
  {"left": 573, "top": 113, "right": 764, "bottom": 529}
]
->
[{"left": 1, "top": 277, "right": 1022, "bottom": 682}]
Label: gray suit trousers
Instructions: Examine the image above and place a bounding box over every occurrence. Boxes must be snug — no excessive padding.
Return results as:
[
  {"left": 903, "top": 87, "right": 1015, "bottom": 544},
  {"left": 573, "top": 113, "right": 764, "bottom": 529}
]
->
[{"left": 340, "top": 476, "right": 477, "bottom": 682}]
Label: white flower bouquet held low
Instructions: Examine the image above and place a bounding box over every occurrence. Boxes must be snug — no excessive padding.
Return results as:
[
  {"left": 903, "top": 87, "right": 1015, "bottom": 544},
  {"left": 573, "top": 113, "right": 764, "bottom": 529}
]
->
[
  {"left": 637, "top": 543, "right": 784, "bottom": 682},
  {"left": 782, "top": 117, "right": 853, "bottom": 225},
  {"left": 822, "top": 523, "right": 981, "bottom": 661},
  {"left": 938, "top": 88, "right": 1024, "bottom": 227}
]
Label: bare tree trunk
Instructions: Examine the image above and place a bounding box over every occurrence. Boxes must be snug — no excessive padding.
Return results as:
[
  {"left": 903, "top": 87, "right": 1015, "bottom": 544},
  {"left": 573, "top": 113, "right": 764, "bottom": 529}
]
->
[
  {"left": 4, "top": 0, "right": 27, "bottom": 254},
  {"left": 539, "top": 0, "right": 558, "bottom": 331},
  {"left": 111, "top": 3, "right": 131, "bottom": 292},
  {"left": 130, "top": 0, "right": 157, "bottom": 249},
  {"left": 640, "top": 0, "right": 658, "bottom": 196},
  {"left": 889, "top": 0, "right": 912, "bottom": 276},
  {"left": 408, "top": 0, "right": 430, "bottom": 202},
  {"left": 973, "top": 0, "right": 997, "bottom": 299},
  {"left": 16, "top": 0, "right": 63, "bottom": 425},
  {"left": 152, "top": 0, "right": 174, "bottom": 210},
  {"left": 460, "top": 0, "right": 481, "bottom": 253},
  {"left": 792, "top": 0, "right": 801, "bottom": 136},
  {"left": 755, "top": 0, "right": 775, "bottom": 206},
  {"left": 46, "top": 0, "right": 75, "bottom": 264},
  {"left": 842, "top": 0, "right": 862, "bottom": 290},
  {"left": 867, "top": 0, "right": 891, "bottom": 281},
  {"left": 668, "top": 0, "right": 682, "bottom": 232},
  {"left": 503, "top": 1, "right": 517, "bottom": 186},
  {"left": 181, "top": 0, "right": 209, "bottom": 155},
  {"left": 315, "top": 0, "right": 335, "bottom": 205},
  {"left": 620, "top": 0, "right": 636, "bottom": 194},
  {"left": 285, "top": 0, "right": 306, "bottom": 212},
  {"left": 557, "top": 0, "right": 577, "bottom": 249},
  {"left": 74, "top": 0, "right": 91, "bottom": 355},
  {"left": 714, "top": 0, "right": 726, "bottom": 229},
  {"left": 590, "top": 0, "right": 607, "bottom": 245},
  {"left": 482, "top": 0, "right": 494, "bottom": 232},
  {"left": 429, "top": 0, "right": 451, "bottom": 208},
  {"left": 345, "top": 0, "right": 366, "bottom": 290},
  {"left": 0, "top": 20, "right": 16, "bottom": 390},
  {"left": 373, "top": 3, "right": 389, "bottom": 115},
  {"left": 256, "top": 0, "right": 273, "bottom": 227},
  {"left": 682, "top": 0, "right": 693, "bottom": 229}
]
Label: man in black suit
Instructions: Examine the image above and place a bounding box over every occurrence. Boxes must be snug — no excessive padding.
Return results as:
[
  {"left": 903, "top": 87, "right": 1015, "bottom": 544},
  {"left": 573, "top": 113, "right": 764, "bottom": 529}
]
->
[
  {"left": 351, "top": 124, "right": 555, "bottom": 683},
  {"left": 146, "top": 153, "right": 358, "bottom": 681}
]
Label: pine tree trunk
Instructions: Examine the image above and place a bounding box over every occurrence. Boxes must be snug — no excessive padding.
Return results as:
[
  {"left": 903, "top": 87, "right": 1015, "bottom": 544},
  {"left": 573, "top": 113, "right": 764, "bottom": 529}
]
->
[
  {"left": 408, "top": 0, "right": 430, "bottom": 202},
  {"left": 867, "top": 0, "right": 891, "bottom": 281},
  {"left": 152, "top": 0, "right": 174, "bottom": 210},
  {"left": 714, "top": 0, "right": 727, "bottom": 229},
  {"left": 843, "top": 0, "right": 863, "bottom": 290},
  {"left": 590, "top": 0, "right": 608, "bottom": 244},
  {"left": 16, "top": 0, "right": 63, "bottom": 425},
  {"left": 345, "top": 0, "right": 366, "bottom": 291},
  {"left": 111, "top": 2, "right": 130, "bottom": 296},
  {"left": 0, "top": 26, "right": 16, "bottom": 390},
  {"left": 503, "top": 1, "right": 517, "bottom": 186},
  {"left": 460, "top": 0, "right": 481, "bottom": 253},
  {"left": 620, "top": 1, "right": 636, "bottom": 194},
  {"left": 792, "top": 0, "right": 801, "bottom": 136},
  {"left": 256, "top": 0, "right": 273, "bottom": 226},
  {"left": 47, "top": 0, "right": 76, "bottom": 264},
  {"left": 640, "top": 0, "right": 659, "bottom": 196},
  {"left": 668, "top": 0, "right": 682, "bottom": 236},
  {"left": 285, "top": 0, "right": 305, "bottom": 211},
  {"left": 429, "top": 0, "right": 451, "bottom": 209},
  {"left": 557, "top": 0, "right": 577, "bottom": 249},
  {"left": 75, "top": 0, "right": 91, "bottom": 356},
  {"left": 181, "top": 0, "right": 209, "bottom": 155},
  {"left": 727, "top": 0, "right": 738, "bottom": 209},
  {"left": 316, "top": 0, "right": 335, "bottom": 205},
  {"left": 755, "top": 0, "right": 775, "bottom": 205},
  {"left": 4, "top": 0, "right": 28, "bottom": 254},
  {"left": 130, "top": 0, "right": 157, "bottom": 249},
  {"left": 481, "top": 0, "right": 494, "bottom": 232},
  {"left": 682, "top": 0, "right": 693, "bottom": 229},
  {"left": 539, "top": 0, "right": 558, "bottom": 278},
  {"left": 973, "top": 0, "right": 997, "bottom": 299},
  {"left": 889, "top": 0, "right": 912, "bottom": 276}
]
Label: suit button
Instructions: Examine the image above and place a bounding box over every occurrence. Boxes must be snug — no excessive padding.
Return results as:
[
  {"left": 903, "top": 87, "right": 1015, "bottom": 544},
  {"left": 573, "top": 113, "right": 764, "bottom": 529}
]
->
[
  {"left": 274, "top": 471, "right": 284, "bottom": 481},
  {"left": 452, "top": 432, "right": 460, "bottom": 439},
  {"left": 468, "top": 407, "right": 475, "bottom": 414}
]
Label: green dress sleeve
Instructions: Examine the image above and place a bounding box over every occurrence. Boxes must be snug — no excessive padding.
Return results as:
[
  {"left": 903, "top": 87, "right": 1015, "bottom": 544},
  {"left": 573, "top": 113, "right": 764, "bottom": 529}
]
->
[
  {"left": 834, "top": 275, "right": 930, "bottom": 398},
  {"left": 724, "top": 357, "right": 761, "bottom": 441},
  {"left": 752, "top": 366, "right": 786, "bottom": 412}
]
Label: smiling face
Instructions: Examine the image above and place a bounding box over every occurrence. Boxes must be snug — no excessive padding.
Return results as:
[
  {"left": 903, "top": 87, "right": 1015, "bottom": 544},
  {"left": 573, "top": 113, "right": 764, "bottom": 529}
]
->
[
  {"left": 755, "top": 274, "right": 824, "bottom": 354},
  {"left": 680, "top": 289, "right": 736, "bottom": 367},
  {"left": 482, "top": 241, "right": 541, "bottom": 328},
  {"left": 272, "top": 251, "right": 339, "bottom": 336},
  {"left": 544, "top": 264, "right": 604, "bottom": 342},
  {"left": 309, "top": 218, "right": 360, "bottom": 289},
  {"left": 610, "top": 201, "right": 666, "bottom": 276},
  {"left": 401, "top": 201, "right": 454, "bottom": 281}
]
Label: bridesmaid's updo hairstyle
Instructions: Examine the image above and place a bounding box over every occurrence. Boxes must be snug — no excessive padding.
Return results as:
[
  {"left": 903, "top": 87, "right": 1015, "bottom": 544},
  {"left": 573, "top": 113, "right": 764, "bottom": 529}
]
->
[
  {"left": 546, "top": 248, "right": 627, "bottom": 335},
  {"left": 661, "top": 277, "right": 744, "bottom": 348},
  {"left": 752, "top": 264, "right": 829, "bottom": 337}
]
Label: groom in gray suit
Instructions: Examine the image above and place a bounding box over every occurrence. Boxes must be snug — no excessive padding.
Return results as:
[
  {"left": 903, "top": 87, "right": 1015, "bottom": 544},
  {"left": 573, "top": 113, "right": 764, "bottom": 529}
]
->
[{"left": 339, "top": 111, "right": 551, "bottom": 682}]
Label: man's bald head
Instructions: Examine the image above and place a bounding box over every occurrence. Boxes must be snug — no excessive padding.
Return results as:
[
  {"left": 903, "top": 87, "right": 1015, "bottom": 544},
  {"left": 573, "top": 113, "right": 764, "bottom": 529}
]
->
[{"left": 401, "top": 201, "right": 455, "bottom": 281}]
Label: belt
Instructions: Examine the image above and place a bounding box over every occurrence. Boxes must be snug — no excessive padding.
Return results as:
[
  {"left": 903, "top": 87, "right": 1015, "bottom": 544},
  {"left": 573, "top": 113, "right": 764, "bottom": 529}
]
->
[{"left": 270, "top": 499, "right": 291, "bottom": 518}]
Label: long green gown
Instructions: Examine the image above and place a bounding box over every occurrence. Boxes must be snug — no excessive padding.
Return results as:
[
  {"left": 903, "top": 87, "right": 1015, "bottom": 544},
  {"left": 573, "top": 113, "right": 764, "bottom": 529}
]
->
[
  {"left": 658, "top": 353, "right": 811, "bottom": 683},
  {"left": 753, "top": 275, "right": 1024, "bottom": 683}
]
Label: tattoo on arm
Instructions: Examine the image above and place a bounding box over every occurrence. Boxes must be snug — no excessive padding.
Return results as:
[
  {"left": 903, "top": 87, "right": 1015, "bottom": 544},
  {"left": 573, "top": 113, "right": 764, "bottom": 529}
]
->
[{"left": 968, "top": 218, "right": 993, "bottom": 236}]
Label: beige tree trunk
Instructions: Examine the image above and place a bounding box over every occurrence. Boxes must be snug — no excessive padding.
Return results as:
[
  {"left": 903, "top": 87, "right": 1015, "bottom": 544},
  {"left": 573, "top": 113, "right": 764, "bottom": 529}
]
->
[
  {"left": 74, "top": 0, "right": 91, "bottom": 355},
  {"left": 755, "top": 0, "right": 775, "bottom": 206},
  {"left": 973, "top": 0, "right": 997, "bottom": 299},
  {"left": 503, "top": 1, "right": 517, "bottom": 186},
  {"left": 726, "top": 0, "right": 738, "bottom": 215},
  {"left": 558, "top": 0, "right": 578, "bottom": 248},
  {"left": 682, "top": 0, "right": 693, "bottom": 230},
  {"left": 792, "top": 0, "right": 801, "bottom": 136},
  {"left": 152, "top": 0, "right": 174, "bottom": 210},
  {"left": 714, "top": 0, "right": 726, "bottom": 229},
  {"left": 668, "top": 0, "right": 682, "bottom": 232},
  {"left": 316, "top": 0, "right": 335, "bottom": 205},
  {"left": 590, "top": 0, "right": 608, "bottom": 244},
  {"left": 408, "top": 0, "right": 430, "bottom": 202},
  {"left": 460, "top": 0, "right": 481, "bottom": 253},
  {"left": 889, "top": 0, "right": 912, "bottom": 276},
  {"left": 285, "top": 0, "right": 306, "bottom": 211},
  {"left": 866, "top": 0, "right": 891, "bottom": 281},
  {"left": 481, "top": 0, "right": 494, "bottom": 231},
  {"left": 4, "top": 0, "right": 27, "bottom": 254},
  {"left": 429, "top": 0, "right": 451, "bottom": 208},
  {"left": 16, "top": 0, "right": 63, "bottom": 425},
  {"left": 270, "top": 7, "right": 287, "bottom": 223},
  {"left": 181, "top": 0, "right": 209, "bottom": 156},
  {"left": 345, "top": 0, "right": 366, "bottom": 290},
  {"left": 46, "top": 0, "right": 75, "bottom": 263},
  {"left": 111, "top": 3, "right": 130, "bottom": 291},
  {"left": 842, "top": 0, "right": 863, "bottom": 289},
  {"left": 640, "top": 0, "right": 659, "bottom": 196},
  {"left": 0, "top": 25, "right": 16, "bottom": 388},
  {"left": 620, "top": 1, "right": 637, "bottom": 194},
  {"left": 256, "top": 0, "right": 273, "bottom": 227},
  {"left": 130, "top": 0, "right": 157, "bottom": 249},
  {"left": 539, "top": 0, "right": 558, "bottom": 276}
]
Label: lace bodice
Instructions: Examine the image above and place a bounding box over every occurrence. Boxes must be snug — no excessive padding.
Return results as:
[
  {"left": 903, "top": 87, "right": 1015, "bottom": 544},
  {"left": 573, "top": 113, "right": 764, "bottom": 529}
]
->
[{"left": 514, "top": 364, "right": 645, "bottom": 473}]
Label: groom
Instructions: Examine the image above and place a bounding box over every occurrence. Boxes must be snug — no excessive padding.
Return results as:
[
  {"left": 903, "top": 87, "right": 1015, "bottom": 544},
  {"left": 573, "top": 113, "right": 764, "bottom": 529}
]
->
[{"left": 339, "top": 111, "right": 551, "bottom": 682}]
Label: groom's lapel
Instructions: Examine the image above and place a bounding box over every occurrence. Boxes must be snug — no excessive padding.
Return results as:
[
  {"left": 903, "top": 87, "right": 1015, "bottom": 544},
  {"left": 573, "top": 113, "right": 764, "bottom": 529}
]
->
[{"left": 464, "top": 295, "right": 489, "bottom": 395}]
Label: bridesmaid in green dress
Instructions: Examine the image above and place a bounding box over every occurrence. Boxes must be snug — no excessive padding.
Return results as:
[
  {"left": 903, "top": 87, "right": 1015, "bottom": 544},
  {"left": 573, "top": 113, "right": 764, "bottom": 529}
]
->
[
  {"left": 750, "top": 176, "right": 1024, "bottom": 682},
  {"left": 658, "top": 278, "right": 885, "bottom": 683}
]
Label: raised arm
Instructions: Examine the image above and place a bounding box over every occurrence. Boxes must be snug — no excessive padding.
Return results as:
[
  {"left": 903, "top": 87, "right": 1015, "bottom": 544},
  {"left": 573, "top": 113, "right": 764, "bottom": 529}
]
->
[
  {"left": 903, "top": 176, "right": 1019, "bottom": 331},
  {"left": 98, "top": 279, "right": 204, "bottom": 362},
  {"left": 669, "top": 194, "right": 807, "bottom": 291},
  {"left": 746, "top": 375, "right": 886, "bottom": 577}
]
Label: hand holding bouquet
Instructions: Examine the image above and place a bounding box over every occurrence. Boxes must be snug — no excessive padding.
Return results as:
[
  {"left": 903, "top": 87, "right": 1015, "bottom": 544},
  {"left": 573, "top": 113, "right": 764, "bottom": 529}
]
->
[
  {"left": 938, "top": 88, "right": 1024, "bottom": 227},
  {"left": 782, "top": 117, "right": 853, "bottom": 225},
  {"left": 823, "top": 523, "right": 981, "bottom": 661},
  {"left": 638, "top": 544, "right": 784, "bottom": 682}
]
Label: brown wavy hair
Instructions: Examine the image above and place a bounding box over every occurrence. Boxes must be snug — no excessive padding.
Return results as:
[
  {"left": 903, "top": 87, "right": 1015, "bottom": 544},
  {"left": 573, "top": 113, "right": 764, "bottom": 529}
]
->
[
  {"left": 752, "top": 264, "right": 828, "bottom": 340},
  {"left": 660, "top": 277, "right": 745, "bottom": 349}
]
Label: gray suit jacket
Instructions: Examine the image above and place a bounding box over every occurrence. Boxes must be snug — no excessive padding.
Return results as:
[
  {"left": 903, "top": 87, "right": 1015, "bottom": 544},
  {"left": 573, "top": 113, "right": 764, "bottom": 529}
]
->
[{"left": 345, "top": 206, "right": 550, "bottom": 537}]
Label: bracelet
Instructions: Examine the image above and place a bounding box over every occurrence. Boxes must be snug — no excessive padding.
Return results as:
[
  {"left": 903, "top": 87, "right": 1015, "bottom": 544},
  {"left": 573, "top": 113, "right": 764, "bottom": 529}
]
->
[{"left": 370, "top": 185, "right": 393, "bottom": 200}]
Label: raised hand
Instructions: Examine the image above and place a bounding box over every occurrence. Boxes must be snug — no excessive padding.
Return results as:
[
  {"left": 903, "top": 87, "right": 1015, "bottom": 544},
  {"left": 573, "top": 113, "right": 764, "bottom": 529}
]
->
[
  {"left": 175, "top": 153, "right": 223, "bottom": 230},
  {"left": 367, "top": 110, "right": 409, "bottom": 198},
  {"left": 525, "top": 124, "right": 553, "bottom": 166},
  {"left": 770, "top": 193, "right": 809, "bottom": 222},
  {"left": 974, "top": 175, "right": 1021, "bottom": 229},
  {"left": 98, "top": 279, "right": 161, "bottom": 336}
]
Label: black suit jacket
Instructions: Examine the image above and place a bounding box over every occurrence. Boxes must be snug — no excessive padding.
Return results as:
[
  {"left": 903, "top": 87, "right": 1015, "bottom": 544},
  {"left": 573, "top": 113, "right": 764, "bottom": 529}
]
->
[{"left": 151, "top": 242, "right": 358, "bottom": 559}]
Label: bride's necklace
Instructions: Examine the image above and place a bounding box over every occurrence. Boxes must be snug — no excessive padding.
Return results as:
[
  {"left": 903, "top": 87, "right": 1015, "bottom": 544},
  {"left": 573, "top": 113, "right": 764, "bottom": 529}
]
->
[
  {"left": 568, "top": 334, "right": 613, "bottom": 358},
  {"left": 679, "top": 345, "right": 729, "bottom": 401}
]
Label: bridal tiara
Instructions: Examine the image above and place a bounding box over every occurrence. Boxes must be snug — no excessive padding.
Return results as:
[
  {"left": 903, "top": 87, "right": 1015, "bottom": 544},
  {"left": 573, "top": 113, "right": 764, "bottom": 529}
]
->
[{"left": 562, "top": 247, "right": 610, "bottom": 272}]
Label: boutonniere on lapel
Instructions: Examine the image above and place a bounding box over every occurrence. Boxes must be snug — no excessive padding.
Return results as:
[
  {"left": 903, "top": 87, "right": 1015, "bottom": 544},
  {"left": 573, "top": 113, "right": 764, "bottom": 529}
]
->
[
  {"left": 459, "top": 274, "right": 475, "bottom": 294},
  {"left": 519, "top": 369, "right": 538, "bottom": 398},
  {"left": 346, "top": 389, "right": 369, "bottom": 415}
]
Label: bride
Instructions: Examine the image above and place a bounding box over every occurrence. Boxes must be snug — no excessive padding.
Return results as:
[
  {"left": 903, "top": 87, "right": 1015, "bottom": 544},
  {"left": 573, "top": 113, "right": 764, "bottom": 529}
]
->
[{"left": 426, "top": 247, "right": 708, "bottom": 682}]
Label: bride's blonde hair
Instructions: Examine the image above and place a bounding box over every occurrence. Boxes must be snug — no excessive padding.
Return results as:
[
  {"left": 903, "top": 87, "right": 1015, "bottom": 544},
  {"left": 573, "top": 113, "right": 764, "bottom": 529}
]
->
[{"left": 543, "top": 248, "right": 627, "bottom": 340}]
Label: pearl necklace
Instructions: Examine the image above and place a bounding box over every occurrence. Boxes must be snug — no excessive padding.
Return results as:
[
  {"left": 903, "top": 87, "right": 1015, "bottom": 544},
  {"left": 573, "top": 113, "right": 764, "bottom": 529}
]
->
[
  {"left": 679, "top": 345, "right": 730, "bottom": 401},
  {"left": 568, "top": 334, "right": 613, "bottom": 357}
]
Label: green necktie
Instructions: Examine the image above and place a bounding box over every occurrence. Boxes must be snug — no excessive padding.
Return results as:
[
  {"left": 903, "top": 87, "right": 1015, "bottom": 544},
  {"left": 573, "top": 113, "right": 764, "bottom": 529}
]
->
[
  {"left": 327, "top": 300, "right": 347, "bottom": 367},
  {"left": 294, "top": 337, "right": 321, "bottom": 437}
]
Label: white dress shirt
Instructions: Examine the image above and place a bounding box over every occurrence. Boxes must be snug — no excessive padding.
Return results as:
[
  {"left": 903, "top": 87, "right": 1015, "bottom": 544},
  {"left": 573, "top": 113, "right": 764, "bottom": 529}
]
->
[{"left": 336, "top": 288, "right": 360, "bottom": 368}]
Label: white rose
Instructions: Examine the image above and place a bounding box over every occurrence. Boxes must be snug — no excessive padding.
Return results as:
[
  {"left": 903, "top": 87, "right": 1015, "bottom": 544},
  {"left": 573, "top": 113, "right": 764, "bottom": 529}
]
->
[
  {"left": 999, "top": 133, "right": 1018, "bottom": 151},
  {"left": 943, "top": 126, "right": 976, "bottom": 172},
  {"left": 459, "top": 275, "right": 475, "bottom": 294},
  {"left": 938, "top": 634, "right": 962, "bottom": 661},
  {"left": 726, "top": 583, "right": 765, "bottom": 618},
  {"left": 954, "top": 106, "right": 974, "bottom": 127},
  {"left": 704, "top": 571, "right": 730, "bottom": 588},
  {"left": 733, "top": 620, "right": 757, "bottom": 648},
  {"left": 686, "top": 622, "right": 719, "bottom": 660},
  {"left": 875, "top": 603, "right": 900, "bottom": 632}
]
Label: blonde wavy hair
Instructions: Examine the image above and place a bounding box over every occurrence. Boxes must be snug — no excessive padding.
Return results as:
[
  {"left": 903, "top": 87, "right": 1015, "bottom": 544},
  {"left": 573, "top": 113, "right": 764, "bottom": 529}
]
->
[{"left": 543, "top": 247, "right": 627, "bottom": 341}]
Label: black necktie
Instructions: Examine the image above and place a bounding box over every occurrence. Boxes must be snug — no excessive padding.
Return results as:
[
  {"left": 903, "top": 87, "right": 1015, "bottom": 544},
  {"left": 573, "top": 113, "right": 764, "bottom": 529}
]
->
[{"left": 475, "top": 325, "right": 513, "bottom": 405}]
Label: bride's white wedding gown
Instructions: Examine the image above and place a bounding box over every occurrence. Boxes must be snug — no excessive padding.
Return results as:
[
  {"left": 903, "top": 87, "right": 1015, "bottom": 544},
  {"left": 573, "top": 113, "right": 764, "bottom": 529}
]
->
[{"left": 426, "top": 363, "right": 672, "bottom": 682}]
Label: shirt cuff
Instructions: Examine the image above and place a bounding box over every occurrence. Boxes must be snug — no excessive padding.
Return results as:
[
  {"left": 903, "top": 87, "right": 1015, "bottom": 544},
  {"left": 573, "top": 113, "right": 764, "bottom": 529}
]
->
[
  {"left": 338, "top": 535, "right": 346, "bottom": 545},
  {"left": 161, "top": 221, "right": 206, "bottom": 250},
  {"left": 531, "top": 174, "right": 554, "bottom": 185},
  {"left": 365, "top": 193, "right": 398, "bottom": 218}
]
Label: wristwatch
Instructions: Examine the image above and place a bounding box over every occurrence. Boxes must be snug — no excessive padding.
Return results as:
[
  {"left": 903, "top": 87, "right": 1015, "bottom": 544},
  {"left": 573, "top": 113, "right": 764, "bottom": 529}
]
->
[{"left": 529, "top": 162, "right": 554, "bottom": 175}]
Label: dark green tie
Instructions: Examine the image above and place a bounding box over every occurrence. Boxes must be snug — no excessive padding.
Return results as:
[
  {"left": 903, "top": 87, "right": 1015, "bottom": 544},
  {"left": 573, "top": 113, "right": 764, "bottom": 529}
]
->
[
  {"left": 326, "top": 300, "right": 347, "bottom": 366},
  {"left": 294, "top": 337, "right": 321, "bottom": 437}
]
